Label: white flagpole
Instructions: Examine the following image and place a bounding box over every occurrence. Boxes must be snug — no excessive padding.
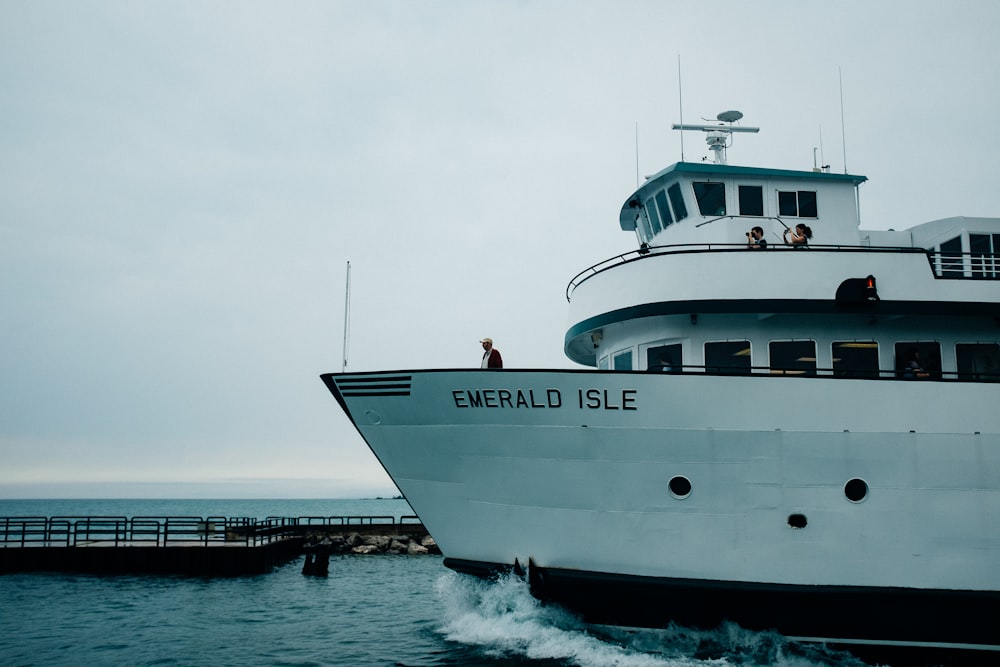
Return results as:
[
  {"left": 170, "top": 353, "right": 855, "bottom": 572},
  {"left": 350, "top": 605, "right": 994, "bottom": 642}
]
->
[{"left": 342, "top": 261, "right": 351, "bottom": 372}]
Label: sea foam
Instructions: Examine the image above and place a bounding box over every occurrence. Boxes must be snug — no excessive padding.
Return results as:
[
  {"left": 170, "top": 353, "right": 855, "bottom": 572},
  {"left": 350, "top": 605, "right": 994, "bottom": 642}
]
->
[{"left": 434, "top": 570, "right": 868, "bottom": 667}]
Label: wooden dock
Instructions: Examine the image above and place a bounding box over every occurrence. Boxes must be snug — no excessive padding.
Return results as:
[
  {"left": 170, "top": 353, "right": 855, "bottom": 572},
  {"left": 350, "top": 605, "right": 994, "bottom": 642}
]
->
[{"left": 0, "top": 515, "right": 431, "bottom": 576}]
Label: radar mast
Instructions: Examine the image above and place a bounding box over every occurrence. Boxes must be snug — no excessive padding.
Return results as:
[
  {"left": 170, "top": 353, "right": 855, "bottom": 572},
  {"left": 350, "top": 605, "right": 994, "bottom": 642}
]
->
[{"left": 672, "top": 110, "right": 759, "bottom": 165}]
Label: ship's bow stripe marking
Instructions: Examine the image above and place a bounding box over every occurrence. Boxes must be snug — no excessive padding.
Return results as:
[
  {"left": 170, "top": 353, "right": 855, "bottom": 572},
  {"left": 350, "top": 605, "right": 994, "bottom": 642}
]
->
[{"left": 335, "top": 375, "right": 412, "bottom": 397}]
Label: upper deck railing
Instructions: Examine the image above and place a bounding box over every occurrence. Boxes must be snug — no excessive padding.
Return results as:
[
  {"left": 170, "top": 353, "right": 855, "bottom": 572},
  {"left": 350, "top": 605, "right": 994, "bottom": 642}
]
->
[{"left": 565, "top": 244, "right": 1000, "bottom": 301}]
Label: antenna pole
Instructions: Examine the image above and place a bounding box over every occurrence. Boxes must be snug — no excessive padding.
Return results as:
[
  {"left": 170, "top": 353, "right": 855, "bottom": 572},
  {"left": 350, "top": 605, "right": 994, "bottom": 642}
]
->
[
  {"left": 819, "top": 123, "right": 826, "bottom": 170},
  {"left": 341, "top": 261, "right": 351, "bottom": 372},
  {"left": 635, "top": 121, "right": 640, "bottom": 187},
  {"left": 839, "top": 66, "right": 848, "bottom": 174},
  {"left": 677, "top": 55, "right": 685, "bottom": 161}
]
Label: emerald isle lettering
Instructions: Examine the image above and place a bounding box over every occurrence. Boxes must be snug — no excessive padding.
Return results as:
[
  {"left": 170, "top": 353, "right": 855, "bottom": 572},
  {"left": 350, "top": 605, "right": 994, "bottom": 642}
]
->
[{"left": 452, "top": 388, "right": 637, "bottom": 410}]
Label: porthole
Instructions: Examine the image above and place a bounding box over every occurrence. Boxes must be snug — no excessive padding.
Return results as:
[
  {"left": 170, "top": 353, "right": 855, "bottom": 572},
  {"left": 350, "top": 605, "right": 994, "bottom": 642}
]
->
[
  {"left": 844, "top": 478, "right": 869, "bottom": 503},
  {"left": 668, "top": 475, "right": 692, "bottom": 499},
  {"left": 787, "top": 513, "right": 807, "bottom": 529}
]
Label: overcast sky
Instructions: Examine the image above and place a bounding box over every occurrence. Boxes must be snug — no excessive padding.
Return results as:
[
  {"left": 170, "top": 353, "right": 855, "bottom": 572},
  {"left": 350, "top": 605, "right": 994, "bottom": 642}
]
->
[{"left": 2, "top": 1, "right": 998, "bottom": 499}]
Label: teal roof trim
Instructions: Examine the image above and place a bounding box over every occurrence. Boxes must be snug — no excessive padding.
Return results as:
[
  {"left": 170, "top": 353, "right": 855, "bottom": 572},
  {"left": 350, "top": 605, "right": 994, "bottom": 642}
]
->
[{"left": 644, "top": 161, "right": 868, "bottom": 185}]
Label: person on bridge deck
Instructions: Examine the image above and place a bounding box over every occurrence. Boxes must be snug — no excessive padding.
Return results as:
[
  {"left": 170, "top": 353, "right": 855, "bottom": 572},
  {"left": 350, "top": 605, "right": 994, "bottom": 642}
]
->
[
  {"left": 747, "top": 226, "right": 767, "bottom": 249},
  {"left": 784, "top": 223, "right": 813, "bottom": 246},
  {"left": 480, "top": 338, "right": 503, "bottom": 369}
]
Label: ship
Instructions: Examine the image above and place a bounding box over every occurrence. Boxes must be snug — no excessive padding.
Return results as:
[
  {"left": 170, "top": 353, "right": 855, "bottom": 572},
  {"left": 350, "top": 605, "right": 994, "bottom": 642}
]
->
[{"left": 321, "top": 112, "right": 1000, "bottom": 662}]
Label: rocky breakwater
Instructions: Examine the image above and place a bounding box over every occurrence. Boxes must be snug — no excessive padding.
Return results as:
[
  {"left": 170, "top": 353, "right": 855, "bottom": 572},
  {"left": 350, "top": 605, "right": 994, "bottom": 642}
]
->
[
  {"left": 306, "top": 531, "right": 440, "bottom": 556},
  {"left": 301, "top": 528, "right": 440, "bottom": 576}
]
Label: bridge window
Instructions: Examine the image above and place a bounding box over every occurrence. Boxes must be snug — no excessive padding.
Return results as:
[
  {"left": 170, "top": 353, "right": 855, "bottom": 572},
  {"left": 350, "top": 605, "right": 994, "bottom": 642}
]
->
[
  {"left": 832, "top": 341, "right": 879, "bottom": 379},
  {"left": 668, "top": 183, "right": 688, "bottom": 221},
  {"left": 598, "top": 355, "right": 610, "bottom": 371},
  {"left": 777, "top": 190, "right": 818, "bottom": 218},
  {"left": 635, "top": 210, "right": 652, "bottom": 241},
  {"left": 646, "top": 343, "right": 682, "bottom": 372},
  {"left": 769, "top": 340, "right": 817, "bottom": 376},
  {"left": 655, "top": 190, "right": 673, "bottom": 229},
  {"left": 705, "top": 341, "right": 751, "bottom": 375},
  {"left": 739, "top": 185, "right": 764, "bottom": 216},
  {"left": 956, "top": 343, "right": 1000, "bottom": 381},
  {"left": 644, "top": 196, "right": 662, "bottom": 235},
  {"left": 693, "top": 182, "right": 726, "bottom": 216},
  {"left": 613, "top": 349, "right": 633, "bottom": 371}
]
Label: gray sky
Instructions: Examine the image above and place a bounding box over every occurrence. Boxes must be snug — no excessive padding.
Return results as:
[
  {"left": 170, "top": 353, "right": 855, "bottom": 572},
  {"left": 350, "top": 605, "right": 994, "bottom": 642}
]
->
[{"left": 2, "top": 1, "right": 999, "bottom": 498}]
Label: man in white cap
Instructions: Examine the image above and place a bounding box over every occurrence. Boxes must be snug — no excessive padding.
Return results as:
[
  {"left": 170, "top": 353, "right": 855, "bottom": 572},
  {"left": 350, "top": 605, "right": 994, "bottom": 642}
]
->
[{"left": 480, "top": 337, "right": 503, "bottom": 369}]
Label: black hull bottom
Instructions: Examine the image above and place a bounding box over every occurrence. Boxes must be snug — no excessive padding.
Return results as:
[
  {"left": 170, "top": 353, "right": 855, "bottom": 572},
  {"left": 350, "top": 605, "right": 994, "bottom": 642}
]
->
[{"left": 444, "top": 558, "right": 1000, "bottom": 665}]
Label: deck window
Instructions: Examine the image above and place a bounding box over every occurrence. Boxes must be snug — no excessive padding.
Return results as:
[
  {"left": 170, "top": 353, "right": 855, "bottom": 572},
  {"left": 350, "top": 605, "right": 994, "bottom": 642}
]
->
[
  {"left": 738, "top": 185, "right": 764, "bottom": 216},
  {"left": 894, "top": 342, "right": 941, "bottom": 379},
  {"left": 777, "top": 190, "right": 818, "bottom": 218},
  {"left": 970, "top": 233, "right": 1000, "bottom": 278},
  {"left": 612, "top": 349, "right": 633, "bottom": 371},
  {"left": 705, "top": 341, "right": 751, "bottom": 375},
  {"left": 956, "top": 343, "right": 1000, "bottom": 381},
  {"left": 938, "top": 236, "right": 963, "bottom": 278},
  {"left": 832, "top": 341, "right": 879, "bottom": 379},
  {"left": 598, "top": 355, "right": 610, "bottom": 371},
  {"left": 769, "top": 341, "right": 817, "bottom": 376},
  {"left": 646, "top": 343, "right": 682, "bottom": 372},
  {"left": 668, "top": 183, "right": 688, "bottom": 221},
  {"left": 693, "top": 182, "right": 726, "bottom": 216}
]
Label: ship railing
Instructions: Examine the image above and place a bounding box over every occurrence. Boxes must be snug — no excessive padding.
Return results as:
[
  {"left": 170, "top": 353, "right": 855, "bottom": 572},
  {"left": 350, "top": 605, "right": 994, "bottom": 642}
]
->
[
  {"left": 566, "top": 243, "right": 997, "bottom": 300},
  {"left": 659, "top": 364, "right": 1000, "bottom": 382},
  {"left": 928, "top": 249, "right": 1000, "bottom": 279}
]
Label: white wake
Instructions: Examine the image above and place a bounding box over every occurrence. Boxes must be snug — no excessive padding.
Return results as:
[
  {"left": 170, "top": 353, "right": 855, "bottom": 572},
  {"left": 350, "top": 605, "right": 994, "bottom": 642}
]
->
[{"left": 434, "top": 571, "right": 869, "bottom": 667}]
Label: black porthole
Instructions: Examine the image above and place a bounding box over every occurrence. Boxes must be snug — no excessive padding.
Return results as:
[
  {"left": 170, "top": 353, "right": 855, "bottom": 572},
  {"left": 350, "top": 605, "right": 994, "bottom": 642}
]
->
[
  {"left": 668, "top": 475, "right": 692, "bottom": 499},
  {"left": 787, "top": 513, "right": 808, "bottom": 529},
  {"left": 844, "top": 478, "right": 869, "bottom": 503}
]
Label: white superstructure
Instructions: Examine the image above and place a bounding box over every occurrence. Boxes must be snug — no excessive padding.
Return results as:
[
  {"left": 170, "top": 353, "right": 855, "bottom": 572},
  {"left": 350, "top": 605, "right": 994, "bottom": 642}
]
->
[{"left": 322, "top": 114, "right": 1000, "bottom": 661}]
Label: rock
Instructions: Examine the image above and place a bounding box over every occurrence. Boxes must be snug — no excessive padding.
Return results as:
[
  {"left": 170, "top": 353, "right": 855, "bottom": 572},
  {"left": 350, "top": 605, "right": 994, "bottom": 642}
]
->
[
  {"left": 406, "top": 541, "right": 429, "bottom": 555},
  {"left": 345, "top": 532, "right": 364, "bottom": 547},
  {"left": 351, "top": 544, "right": 380, "bottom": 554},
  {"left": 362, "top": 535, "right": 390, "bottom": 550}
]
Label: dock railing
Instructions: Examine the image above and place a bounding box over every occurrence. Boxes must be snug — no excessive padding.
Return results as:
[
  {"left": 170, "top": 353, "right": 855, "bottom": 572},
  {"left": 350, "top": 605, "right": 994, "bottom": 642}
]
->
[{"left": 0, "top": 515, "right": 424, "bottom": 548}]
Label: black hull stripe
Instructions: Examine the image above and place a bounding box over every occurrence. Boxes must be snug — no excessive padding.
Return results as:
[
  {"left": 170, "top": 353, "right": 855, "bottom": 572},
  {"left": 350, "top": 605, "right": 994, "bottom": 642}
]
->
[{"left": 333, "top": 375, "right": 412, "bottom": 397}]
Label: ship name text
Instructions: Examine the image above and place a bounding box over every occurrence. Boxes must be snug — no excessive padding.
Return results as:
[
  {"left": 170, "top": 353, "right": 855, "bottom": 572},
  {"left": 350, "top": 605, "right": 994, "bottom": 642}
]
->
[{"left": 451, "top": 388, "right": 637, "bottom": 411}]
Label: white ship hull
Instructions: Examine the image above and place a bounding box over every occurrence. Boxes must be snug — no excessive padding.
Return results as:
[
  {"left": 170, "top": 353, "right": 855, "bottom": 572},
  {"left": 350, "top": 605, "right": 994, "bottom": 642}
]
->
[{"left": 322, "top": 369, "right": 1000, "bottom": 653}]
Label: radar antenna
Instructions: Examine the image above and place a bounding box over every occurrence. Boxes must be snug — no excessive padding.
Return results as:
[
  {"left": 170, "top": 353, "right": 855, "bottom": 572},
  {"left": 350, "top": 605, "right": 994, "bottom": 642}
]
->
[{"left": 672, "top": 110, "right": 759, "bottom": 165}]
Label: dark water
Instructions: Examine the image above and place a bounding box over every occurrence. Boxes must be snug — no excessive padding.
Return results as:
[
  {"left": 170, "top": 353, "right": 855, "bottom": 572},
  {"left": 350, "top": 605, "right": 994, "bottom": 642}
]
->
[{"left": 0, "top": 500, "right": 872, "bottom": 666}]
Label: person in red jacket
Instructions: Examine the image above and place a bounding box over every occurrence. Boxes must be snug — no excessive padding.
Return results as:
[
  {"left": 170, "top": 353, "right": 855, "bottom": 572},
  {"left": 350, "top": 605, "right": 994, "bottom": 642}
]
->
[{"left": 480, "top": 337, "right": 503, "bottom": 369}]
